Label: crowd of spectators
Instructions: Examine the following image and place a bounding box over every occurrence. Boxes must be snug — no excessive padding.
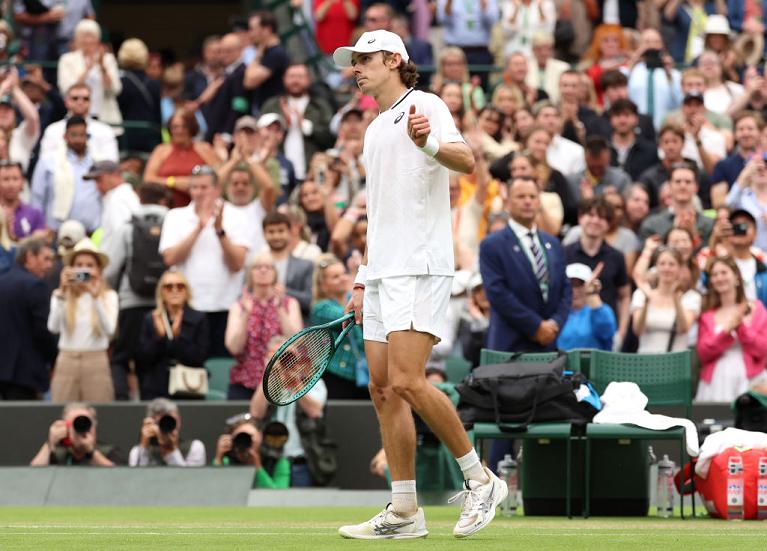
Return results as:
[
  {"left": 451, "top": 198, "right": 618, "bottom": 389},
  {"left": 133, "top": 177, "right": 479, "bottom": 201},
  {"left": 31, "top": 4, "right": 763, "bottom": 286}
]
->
[{"left": 2, "top": 0, "right": 767, "bottom": 483}]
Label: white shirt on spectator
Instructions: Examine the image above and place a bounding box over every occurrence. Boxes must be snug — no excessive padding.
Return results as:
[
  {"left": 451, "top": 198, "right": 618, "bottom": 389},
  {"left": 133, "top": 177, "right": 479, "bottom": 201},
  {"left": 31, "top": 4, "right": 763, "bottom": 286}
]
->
[
  {"left": 283, "top": 95, "right": 311, "bottom": 180},
  {"left": 11, "top": 120, "right": 40, "bottom": 173},
  {"left": 680, "top": 126, "right": 727, "bottom": 170},
  {"left": 229, "top": 199, "right": 266, "bottom": 258},
  {"left": 100, "top": 183, "right": 140, "bottom": 250},
  {"left": 128, "top": 440, "right": 207, "bottom": 467},
  {"left": 704, "top": 82, "right": 744, "bottom": 116},
  {"left": 363, "top": 89, "right": 463, "bottom": 280},
  {"left": 630, "top": 289, "right": 701, "bottom": 353},
  {"left": 40, "top": 117, "right": 119, "bottom": 162},
  {"left": 159, "top": 202, "right": 250, "bottom": 312},
  {"left": 547, "top": 135, "right": 586, "bottom": 177},
  {"left": 47, "top": 290, "right": 119, "bottom": 351}
]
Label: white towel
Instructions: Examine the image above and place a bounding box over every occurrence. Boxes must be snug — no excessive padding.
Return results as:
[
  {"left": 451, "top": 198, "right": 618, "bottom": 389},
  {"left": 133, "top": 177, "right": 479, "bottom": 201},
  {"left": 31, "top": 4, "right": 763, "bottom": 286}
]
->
[
  {"left": 695, "top": 427, "right": 767, "bottom": 479},
  {"left": 593, "top": 382, "right": 700, "bottom": 457}
]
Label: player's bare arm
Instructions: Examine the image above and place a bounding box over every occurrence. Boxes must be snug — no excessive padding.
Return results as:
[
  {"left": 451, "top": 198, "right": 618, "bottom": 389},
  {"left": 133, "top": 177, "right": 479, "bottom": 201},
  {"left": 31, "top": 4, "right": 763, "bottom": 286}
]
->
[{"left": 407, "top": 105, "right": 475, "bottom": 174}]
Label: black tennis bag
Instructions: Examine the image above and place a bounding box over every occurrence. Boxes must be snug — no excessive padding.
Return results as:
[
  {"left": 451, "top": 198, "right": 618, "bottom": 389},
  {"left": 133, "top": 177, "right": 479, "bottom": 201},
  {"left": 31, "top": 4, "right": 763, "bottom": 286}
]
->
[{"left": 456, "top": 353, "right": 597, "bottom": 432}]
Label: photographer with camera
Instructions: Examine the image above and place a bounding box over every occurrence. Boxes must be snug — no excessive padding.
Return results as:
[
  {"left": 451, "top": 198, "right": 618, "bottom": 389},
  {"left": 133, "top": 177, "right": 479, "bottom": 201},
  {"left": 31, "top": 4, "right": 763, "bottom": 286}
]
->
[
  {"left": 213, "top": 414, "right": 291, "bottom": 488},
  {"left": 30, "top": 402, "right": 120, "bottom": 466},
  {"left": 48, "top": 237, "right": 118, "bottom": 402},
  {"left": 128, "top": 398, "right": 206, "bottom": 467},
  {"left": 250, "top": 336, "right": 334, "bottom": 487}
]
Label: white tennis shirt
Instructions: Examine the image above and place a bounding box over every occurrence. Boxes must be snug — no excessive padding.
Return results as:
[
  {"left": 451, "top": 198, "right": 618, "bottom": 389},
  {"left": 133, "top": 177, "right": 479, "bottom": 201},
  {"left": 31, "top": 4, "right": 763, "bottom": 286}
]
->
[{"left": 363, "top": 88, "right": 464, "bottom": 280}]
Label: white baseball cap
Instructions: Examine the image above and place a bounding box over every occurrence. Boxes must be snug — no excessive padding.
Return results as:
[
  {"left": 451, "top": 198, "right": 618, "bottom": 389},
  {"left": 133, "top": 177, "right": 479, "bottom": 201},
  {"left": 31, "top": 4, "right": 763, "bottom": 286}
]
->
[
  {"left": 333, "top": 30, "right": 410, "bottom": 67},
  {"left": 566, "top": 263, "right": 592, "bottom": 283}
]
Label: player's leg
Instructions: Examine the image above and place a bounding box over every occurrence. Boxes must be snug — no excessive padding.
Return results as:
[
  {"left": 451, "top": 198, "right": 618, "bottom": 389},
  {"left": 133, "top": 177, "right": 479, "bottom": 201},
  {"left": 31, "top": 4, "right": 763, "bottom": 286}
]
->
[
  {"left": 367, "top": 339, "right": 419, "bottom": 514},
  {"left": 337, "top": 282, "right": 427, "bottom": 540},
  {"left": 385, "top": 276, "right": 507, "bottom": 538}
]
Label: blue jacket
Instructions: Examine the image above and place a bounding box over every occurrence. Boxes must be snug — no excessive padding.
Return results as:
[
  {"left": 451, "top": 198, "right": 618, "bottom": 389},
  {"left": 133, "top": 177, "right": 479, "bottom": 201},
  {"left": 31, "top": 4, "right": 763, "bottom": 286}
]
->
[
  {"left": 556, "top": 304, "right": 616, "bottom": 352},
  {"left": 0, "top": 265, "right": 58, "bottom": 393},
  {"left": 479, "top": 226, "right": 571, "bottom": 353}
]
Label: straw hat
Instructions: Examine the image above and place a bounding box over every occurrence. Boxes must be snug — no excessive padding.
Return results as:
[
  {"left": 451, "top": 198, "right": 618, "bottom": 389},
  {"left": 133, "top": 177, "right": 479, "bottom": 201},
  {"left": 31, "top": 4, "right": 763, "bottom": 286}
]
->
[{"left": 63, "top": 237, "right": 110, "bottom": 268}]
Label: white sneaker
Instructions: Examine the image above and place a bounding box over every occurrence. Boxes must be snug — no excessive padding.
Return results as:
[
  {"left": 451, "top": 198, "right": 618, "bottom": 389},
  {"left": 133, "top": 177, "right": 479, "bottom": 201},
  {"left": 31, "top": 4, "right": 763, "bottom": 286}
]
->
[
  {"left": 449, "top": 467, "right": 508, "bottom": 538},
  {"left": 338, "top": 504, "right": 428, "bottom": 540}
]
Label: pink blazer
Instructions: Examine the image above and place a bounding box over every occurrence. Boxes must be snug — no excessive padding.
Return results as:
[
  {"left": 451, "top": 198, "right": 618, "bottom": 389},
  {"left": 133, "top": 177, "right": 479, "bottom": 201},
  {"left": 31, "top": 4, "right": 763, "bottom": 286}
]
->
[{"left": 696, "top": 301, "right": 767, "bottom": 384}]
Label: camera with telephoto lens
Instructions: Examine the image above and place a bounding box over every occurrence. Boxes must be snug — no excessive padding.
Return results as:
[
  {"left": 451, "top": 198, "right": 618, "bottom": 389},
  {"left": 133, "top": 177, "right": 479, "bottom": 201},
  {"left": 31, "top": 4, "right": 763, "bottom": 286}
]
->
[
  {"left": 732, "top": 222, "right": 749, "bottom": 236},
  {"left": 60, "top": 415, "right": 92, "bottom": 447},
  {"left": 149, "top": 414, "right": 177, "bottom": 446},
  {"left": 73, "top": 269, "right": 92, "bottom": 283},
  {"left": 232, "top": 431, "right": 253, "bottom": 452}
]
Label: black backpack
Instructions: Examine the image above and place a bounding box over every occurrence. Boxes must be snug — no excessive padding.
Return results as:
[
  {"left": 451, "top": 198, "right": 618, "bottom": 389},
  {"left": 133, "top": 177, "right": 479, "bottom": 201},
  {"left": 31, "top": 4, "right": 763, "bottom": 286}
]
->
[
  {"left": 127, "top": 213, "right": 166, "bottom": 297},
  {"left": 456, "top": 353, "right": 597, "bottom": 433}
]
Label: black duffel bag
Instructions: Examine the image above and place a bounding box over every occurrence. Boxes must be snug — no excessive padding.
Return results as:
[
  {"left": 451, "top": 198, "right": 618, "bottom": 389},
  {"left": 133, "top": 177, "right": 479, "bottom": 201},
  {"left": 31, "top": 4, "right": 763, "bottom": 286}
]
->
[{"left": 457, "top": 353, "right": 597, "bottom": 432}]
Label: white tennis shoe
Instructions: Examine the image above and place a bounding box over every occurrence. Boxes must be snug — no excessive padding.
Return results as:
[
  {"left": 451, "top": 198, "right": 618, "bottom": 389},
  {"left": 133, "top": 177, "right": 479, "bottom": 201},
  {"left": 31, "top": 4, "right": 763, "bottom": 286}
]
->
[
  {"left": 338, "top": 504, "right": 428, "bottom": 539},
  {"left": 449, "top": 467, "right": 508, "bottom": 538}
]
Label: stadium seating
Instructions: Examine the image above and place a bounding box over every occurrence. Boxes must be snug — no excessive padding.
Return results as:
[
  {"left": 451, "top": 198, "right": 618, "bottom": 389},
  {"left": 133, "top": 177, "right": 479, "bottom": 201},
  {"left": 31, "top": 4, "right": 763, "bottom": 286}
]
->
[{"left": 205, "top": 357, "right": 237, "bottom": 401}]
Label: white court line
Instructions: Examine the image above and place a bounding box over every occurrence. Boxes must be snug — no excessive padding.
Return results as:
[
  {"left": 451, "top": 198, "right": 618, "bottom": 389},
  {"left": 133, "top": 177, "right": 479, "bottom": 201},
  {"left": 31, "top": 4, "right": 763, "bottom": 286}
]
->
[{"left": 1, "top": 530, "right": 766, "bottom": 537}]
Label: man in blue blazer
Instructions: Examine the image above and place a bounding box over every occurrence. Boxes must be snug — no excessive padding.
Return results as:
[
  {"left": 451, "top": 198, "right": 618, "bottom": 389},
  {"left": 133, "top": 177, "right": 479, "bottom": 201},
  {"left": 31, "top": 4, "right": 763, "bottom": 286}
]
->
[
  {"left": 480, "top": 177, "right": 571, "bottom": 353},
  {"left": 0, "top": 237, "right": 57, "bottom": 399}
]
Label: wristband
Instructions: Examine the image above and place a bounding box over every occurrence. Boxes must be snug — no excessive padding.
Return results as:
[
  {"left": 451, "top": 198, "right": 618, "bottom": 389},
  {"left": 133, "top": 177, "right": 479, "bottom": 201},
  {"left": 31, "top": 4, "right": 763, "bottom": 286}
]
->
[
  {"left": 419, "top": 134, "right": 440, "bottom": 157},
  {"left": 354, "top": 264, "right": 368, "bottom": 287},
  {"left": 166, "top": 176, "right": 176, "bottom": 189}
]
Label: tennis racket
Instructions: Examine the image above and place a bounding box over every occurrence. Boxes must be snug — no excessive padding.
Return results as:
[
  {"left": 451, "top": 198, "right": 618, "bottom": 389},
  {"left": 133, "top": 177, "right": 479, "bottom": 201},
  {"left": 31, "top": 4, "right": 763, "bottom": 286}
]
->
[{"left": 263, "top": 312, "right": 357, "bottom": 406}]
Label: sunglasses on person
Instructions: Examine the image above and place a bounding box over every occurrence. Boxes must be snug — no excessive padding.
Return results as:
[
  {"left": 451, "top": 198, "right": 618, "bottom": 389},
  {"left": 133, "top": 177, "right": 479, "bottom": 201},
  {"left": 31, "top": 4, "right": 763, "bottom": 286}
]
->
[{"left": 162, "top": 282, "right": 186, "bottom": 291}]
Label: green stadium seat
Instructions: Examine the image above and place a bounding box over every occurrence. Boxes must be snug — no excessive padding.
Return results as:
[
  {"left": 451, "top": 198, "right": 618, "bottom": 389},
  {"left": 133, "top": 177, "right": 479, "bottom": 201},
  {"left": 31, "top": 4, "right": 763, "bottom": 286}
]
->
[
  {"left": 583, "top": 350, "right": 693, "bottom": 518},
  {"left": 205, "top": 357, "right": 236, "bottom": 401},
  {"left": 444, "top": 356, "right": 471, "bottom": 384}
]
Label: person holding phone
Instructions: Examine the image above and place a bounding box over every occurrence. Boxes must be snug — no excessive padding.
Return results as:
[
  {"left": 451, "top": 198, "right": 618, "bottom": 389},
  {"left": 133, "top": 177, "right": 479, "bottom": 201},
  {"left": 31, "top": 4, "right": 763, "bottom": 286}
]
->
[
  {"left": 726, "top": 155, "right": 767, "bottom": 251},
  {"left": 48, "top": 238, "right": 118, "bottom": 402},
  {"left": 136, "top": 270, "right": 209, "bottom": 400},
  {"left": 697, "top": 256, "right": 767, "bottom": 402}
]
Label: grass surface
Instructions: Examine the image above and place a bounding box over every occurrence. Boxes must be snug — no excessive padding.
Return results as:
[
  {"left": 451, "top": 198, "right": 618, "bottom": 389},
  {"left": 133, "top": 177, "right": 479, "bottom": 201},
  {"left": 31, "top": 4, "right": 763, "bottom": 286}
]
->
[{"left": 1, "top": 506, "right": 767, "bottom": 550}]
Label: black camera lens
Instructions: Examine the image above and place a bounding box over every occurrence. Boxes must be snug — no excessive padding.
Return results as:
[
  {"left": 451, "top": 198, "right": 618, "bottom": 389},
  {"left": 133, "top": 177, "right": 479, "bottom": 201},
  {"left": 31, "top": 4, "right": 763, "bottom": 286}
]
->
[
  {"left": 232, "top": 432, "right": 253, "bottom": 452},
  {"left": 72, "top": 415, "right": 92, "bottom": 434},
  {"left": 158, "top": 414, "right": 177, "bottom": 433},
  {"left": 732, "top": 223, "right": 749, "bottom": 236}
]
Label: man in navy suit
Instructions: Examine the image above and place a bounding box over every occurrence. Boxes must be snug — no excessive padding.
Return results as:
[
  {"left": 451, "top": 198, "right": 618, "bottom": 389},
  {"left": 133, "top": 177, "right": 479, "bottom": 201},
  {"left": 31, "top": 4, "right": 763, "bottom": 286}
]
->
[
  {"left": 480, "top": 177, "right": 571, "bottom": 352},
  {"left": 0, "top": 236, "right": 57, "bottom": 400}
]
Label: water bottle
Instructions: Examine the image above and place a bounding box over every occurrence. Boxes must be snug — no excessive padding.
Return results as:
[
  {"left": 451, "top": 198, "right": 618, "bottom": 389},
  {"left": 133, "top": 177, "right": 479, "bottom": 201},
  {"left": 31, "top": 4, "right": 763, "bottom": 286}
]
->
[
  {"left": 497, "top": 454, "right": 518, "bottom": 516},
  {"left": 727, "top": 456, "right": 745, "bottom": 520},
  {"left": 758, "top": 457, "right": 767, "bottom": 520},
  {"left": 656, "top": 454, "right": 675, "bottom": 518},
  {"left": 648, "top": 446, "right": 658, "bottom": 510}
]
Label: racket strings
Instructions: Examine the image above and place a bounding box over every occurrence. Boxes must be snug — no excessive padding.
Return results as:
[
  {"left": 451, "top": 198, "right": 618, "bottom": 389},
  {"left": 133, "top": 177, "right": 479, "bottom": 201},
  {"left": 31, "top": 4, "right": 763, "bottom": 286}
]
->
[{"left": 266, "top": 329, "right": 334, "bottom": 404}]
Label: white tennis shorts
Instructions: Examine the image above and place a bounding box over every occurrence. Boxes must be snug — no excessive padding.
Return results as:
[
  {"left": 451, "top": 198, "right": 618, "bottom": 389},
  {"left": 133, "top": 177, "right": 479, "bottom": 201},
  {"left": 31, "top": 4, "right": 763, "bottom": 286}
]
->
[{"left": 362, "top": 275, "right": 452, "bottom": 344}]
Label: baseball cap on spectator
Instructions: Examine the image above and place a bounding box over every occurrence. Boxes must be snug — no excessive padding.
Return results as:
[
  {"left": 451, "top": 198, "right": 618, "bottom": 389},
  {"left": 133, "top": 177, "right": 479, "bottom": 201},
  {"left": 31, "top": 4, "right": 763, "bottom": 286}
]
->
[
  {"left": 332, "top": 30, "right": 410, "bottom": 67},
  {"left": 57, "top": 219, "right": 86, "bottom": 252},
  {"left": 234, "top": 115, "right": 259, "bottom": 132},
  {"left": 683, "top": 90, "right": 705, "bottom": 104},
  {"left": 566, "top": 263, "right": 593, "bottom": 282},
  {"left": 704, "top": 15, "right": 731, "bottom": 37},
  {"left": 451, "top": 269, "right": 473, "bottom": 296},
  {"left": 63, "top": 237, "right": 109, "bottom": 268},
  {"left": 257, "top": 113, "right": 285, "bottom": 130},
  {"left": 729, "top": 209, "right": 757, "bottom": 226},
  {"left": 83, "top": 160, "right": 120, "bottom": 180}
]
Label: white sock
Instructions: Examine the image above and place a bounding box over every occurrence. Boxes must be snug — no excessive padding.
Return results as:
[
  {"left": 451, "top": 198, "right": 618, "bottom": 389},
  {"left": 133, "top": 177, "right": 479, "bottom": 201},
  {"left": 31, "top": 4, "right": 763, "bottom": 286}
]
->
[
  {"left": 456, "top": 449, "right": 490, "bottom": 484},
  {"left": 391, "top": 480, "right": 418, "bottom": 515}
]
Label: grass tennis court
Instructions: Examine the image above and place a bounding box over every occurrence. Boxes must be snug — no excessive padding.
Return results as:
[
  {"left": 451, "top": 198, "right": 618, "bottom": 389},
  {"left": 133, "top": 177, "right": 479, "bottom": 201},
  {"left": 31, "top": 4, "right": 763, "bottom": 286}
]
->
[{"left": 2, "top": 507, "right": 767, "bottom": 550}]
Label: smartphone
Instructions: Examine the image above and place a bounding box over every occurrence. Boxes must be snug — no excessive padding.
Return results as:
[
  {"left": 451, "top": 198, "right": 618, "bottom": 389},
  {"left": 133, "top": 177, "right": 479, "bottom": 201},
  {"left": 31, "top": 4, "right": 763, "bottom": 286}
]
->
[{"left": 644, "top": 49, "right": 664, "bottom": 70}]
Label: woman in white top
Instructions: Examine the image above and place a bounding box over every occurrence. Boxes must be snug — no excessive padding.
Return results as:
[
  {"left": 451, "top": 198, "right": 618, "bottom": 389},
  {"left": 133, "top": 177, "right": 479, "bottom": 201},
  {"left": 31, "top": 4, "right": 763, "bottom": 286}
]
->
[
  {"left": 698, "top": 50, "right": 743, "bottom": 117},
  {"left": 500, "top": 0, "right": 557, "bottom": 56},
  {"left": 631, "top": 246, "right": 701, "bottom": 353},
  {"left": 57, "top": 20, "right": 122, "bottom": 129},
  {"left": 49, "top": 238, "right": 119, "bottom": 402}
]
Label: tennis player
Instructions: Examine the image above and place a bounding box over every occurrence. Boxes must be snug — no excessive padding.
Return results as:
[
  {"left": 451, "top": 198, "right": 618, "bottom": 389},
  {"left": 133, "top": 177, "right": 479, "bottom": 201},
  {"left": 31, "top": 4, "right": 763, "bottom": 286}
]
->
[{"left": 333, "top": 30, "right": 507, "bottom": 539}]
